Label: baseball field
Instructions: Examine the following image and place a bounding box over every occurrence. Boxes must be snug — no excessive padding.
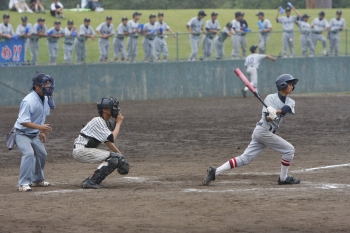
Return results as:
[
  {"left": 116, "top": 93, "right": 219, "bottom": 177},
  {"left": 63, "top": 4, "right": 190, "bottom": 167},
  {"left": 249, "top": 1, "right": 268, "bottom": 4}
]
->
[
  {"left": 2, "top": 8, "right": 350, "bottom": 63},
  {"left": 1, "top": 94, "right": 350, "bottom": 232}
]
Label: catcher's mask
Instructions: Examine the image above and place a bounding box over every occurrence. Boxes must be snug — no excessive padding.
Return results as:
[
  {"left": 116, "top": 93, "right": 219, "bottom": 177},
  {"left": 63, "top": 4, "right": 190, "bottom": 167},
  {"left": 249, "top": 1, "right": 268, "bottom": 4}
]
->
[
  {"left": 32, "top": 72, "right": 55, "bottom": 96},
  {"left": 97, "top": 97, "right": 120, "bottom": 118}
]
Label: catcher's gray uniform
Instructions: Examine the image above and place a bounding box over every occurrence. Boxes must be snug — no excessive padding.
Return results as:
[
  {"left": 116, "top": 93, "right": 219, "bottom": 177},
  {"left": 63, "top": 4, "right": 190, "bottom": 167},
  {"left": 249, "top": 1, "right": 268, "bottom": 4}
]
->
[
  {"left": 96, "top": 22, "right": 114, "bottom": 61},
  {"left": 75, "top": 24, "right": 95, "bottom": 62},
  {"left": 187, "top": 17, "right": 204, "bottom": 60},
  {"left": 155, "top": 21, "right": 170, "bottom": 60},
  {"left": 16, "top": 23, "right": 33, "bottom": 56},
  {"left": 0, "top": 23, "right": 14, "bottom": 38},
  {"left": 29, "top": 23, "right": 47, "bottom": 64},
  {"left": 113, "top": 23, "right": 129, "bottom": 60},
  {"left": 126, "top": 20, "right": 139, "bottom": 62},
  {"left": 63, "top": 27, "right": 76, "bottom": 63},
  {"left": 142, "top": 22, "right": 157, "bottom": 61},
  {"left": 296, "top": 21, "right": 314, "bottom": 56},
  {"left": 311, "top": 18, "right": 329, "bottom": 49},
  {"left": 202, "top": 19, "right": 220, "bottom": 59},
  {"left": 47, "top": 27, "right": 64, "bottom": 64},
  {"left": 258, "top": 19, "right": 272, "bottom": 54},
  {"left": 231, "top": 19, "right": 243, "bottom": 58},
  {"left": 277, "top": 16, "right": 298, "bottom": 57},
  {"left": 329, "top": 18, "right": 345, "bottom": 56},
  {"left": 214, "top": 27, "right": 232, "bottom": 59}
]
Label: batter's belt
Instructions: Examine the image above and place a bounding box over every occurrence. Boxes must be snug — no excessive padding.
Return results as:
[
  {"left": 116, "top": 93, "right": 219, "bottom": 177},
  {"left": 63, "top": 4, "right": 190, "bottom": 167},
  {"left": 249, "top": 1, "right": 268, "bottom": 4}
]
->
[{"left": 257, "top": 122, "right": 276, "bottom": 134}]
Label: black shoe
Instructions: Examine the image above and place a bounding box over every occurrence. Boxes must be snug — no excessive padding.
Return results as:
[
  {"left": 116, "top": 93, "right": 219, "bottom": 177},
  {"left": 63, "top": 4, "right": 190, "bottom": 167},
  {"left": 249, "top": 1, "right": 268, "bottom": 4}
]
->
[
  {"left": 278, "top": 176, "right": 301, "bottom": 185},
  {"left": 241, "top": 89, "right": 247, "bottom": 98},
  {"left": 202, "top": 166, "right": 216, "bottom": 186},
  {"left": 82, "top": 179, "right": 102, "bottom": 189}
]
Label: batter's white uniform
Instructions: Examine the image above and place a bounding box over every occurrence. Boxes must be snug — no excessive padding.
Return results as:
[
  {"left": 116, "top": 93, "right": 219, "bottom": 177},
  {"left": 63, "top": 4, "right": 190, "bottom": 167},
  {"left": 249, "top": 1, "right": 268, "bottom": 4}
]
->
[
  {"left": 258, "top": 19, "right": 272, "bottom": 54},
  {"left": 244, "top": 53, "right": 266, "bottom": 93},
  {"left": 328, "top": 18, "right": 345, "bottom": 56},
  {"left": 311, "top": 18, "right": 329, "bottom": 50},
  {"left": 277, "top": 15, "right": 298, "bottom": 57}
]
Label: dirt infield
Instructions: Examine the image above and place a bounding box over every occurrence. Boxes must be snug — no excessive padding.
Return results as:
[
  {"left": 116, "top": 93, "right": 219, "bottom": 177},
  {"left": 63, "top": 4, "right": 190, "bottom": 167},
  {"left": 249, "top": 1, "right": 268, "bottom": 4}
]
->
[{"left": 1, "top": 94, "right": 350, "bottom": 233}]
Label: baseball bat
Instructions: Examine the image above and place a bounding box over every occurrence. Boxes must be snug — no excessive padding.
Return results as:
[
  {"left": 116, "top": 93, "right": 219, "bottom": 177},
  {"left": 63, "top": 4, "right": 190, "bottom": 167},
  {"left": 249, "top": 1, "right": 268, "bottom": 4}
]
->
[{"left": 234, "top": 68, "right": 267, "bottom": 108}]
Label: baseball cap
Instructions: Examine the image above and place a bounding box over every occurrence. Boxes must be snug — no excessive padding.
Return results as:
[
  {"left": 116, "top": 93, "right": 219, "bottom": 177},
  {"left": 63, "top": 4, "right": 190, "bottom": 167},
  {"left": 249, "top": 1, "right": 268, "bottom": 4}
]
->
[
  {"left": 67, "top": 20, "right": 74, "bottom": 25},
  {"left": 286, "top": 7, "right": 291, "bottom": 11},
  {"left": 133, "top": 11, "right": 142, "bottom": 17},
  {"left": 235, "top": 12, "right": 242, "bottom": 17},
  {"left": 302, "top": 14, "right": 310, "bottom": 18},
  {"left": 319, "top": 11, "right": 325, "bottom": 16},
  {"left": 149, "top": 14, "right": 156, "bottom": 19},
  {"left": 54, "top": 20, "right": 61, "bottom": 25},
  {"left": 38, "top": 17, "right": 45, "bottom": 22},
  {"left": 3, "top": 14, "right": 10, "bottom": 19},
  {"left": 250, "top": 45, "right": 258, "bottom": 53},
  {"left": 256, "top": 11, "right": 264, "bottom": 16},
  {"left": 84, "top": 17, "right": 90, "bottom": 22},
  {"left": 106, "top": 16, "right": 112, "bottom": 20},
  {"left": 241, "top": 12, "right": 245, "bottom": 16},
  {"left": 226, "top": 22, "right": 232, "bottom": 28},
  {"left": 158, "top": 12, "right": 164, "bottom": 17},
  {"left": 211, "top": 11, "right": 218, "bottom": 16},
  {"left": 121, "top": 16, "right": 128, "bottom": 21},
  {"left": 336, "top": 10, "right": 342, "bottom": 15},
  {"left": 198, "top": 10, "right": 207, "bottom": 16},
  {"left": 21, "top": 16, "right": 28, "bottom": 22}
]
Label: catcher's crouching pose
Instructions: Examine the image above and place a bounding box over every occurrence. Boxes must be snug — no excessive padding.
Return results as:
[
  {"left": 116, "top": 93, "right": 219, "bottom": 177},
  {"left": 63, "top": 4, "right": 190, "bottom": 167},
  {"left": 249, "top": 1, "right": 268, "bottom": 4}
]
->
[
  {"left": 72, "top": 97, "right": 129, "bottom": 189},
  {"left": 203, "top": 74, "right": 300, "bottom": 186}
]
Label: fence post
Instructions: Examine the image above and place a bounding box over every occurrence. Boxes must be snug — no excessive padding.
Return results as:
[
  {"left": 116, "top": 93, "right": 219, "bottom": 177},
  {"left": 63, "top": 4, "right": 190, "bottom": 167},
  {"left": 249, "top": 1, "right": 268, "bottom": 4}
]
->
[
  {"left": 176, "top": 32, "right": 179, "bottom": 61},
  {"left": 346, "top": 29, "right": 348, "bottom": 56}
]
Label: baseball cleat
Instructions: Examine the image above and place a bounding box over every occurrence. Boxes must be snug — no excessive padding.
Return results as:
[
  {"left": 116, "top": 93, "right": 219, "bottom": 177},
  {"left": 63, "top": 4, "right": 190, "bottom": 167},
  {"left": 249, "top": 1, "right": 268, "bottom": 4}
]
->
[
  {"left": 19, "top": 184, "right": 32, "bottom": 192},
  {"left": 241, "top": 89, "right": 247, "bottom": 98},
  {"left": 82, "top": 179, "right": 102, "bottom": 189},
  {"left": 202, "top": 166, "right": 216, "bottom": 186},
  {"left": 31, "top": 181, "right": 50, "bottom": 187},
  {"left": 278, "top": 176, "right": 300, "bottom": 185}
]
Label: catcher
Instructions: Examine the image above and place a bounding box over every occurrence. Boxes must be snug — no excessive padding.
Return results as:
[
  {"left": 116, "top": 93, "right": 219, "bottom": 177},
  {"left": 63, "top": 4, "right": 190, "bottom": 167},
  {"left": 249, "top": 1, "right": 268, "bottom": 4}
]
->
[{"left": 72, "top": 97, "right": 129, "bottom": 189}]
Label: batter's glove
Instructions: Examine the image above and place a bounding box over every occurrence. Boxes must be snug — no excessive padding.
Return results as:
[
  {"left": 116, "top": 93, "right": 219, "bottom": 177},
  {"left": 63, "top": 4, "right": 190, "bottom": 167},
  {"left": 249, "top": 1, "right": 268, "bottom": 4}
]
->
[
  {"left": 267, "top": 106, "right": 277, "bottom": 115},
  {"left": 117, "top": 156, "right": 130, "bottom": 175}
]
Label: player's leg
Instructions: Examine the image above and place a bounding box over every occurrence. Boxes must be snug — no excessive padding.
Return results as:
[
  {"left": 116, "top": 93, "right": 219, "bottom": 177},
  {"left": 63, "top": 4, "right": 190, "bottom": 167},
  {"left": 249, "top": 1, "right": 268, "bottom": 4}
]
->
[
  {"left": 230, "top": 35, "right": 235, "bottom": 57},
  {"left": 289, "top": 33, "right": 294, "bottom": 57},
  {"left": 63, "top": 44, "right": 68, "bottom": 62},
  {"left": 329, "top": 37, "right": 334, "bottom": 55},
  {"left": 98, "top": 40, "right": 104, "bottom": 61},
  {"left": 142, "top": 38, "right": 149, "bottom": 61},
  {"left": 300, "top": 35, "right": 306, "bottom": 56},
  {"left": 105, "top": 41, "right": 110, "bottom": 61},
  {"left": 68, "top": 44, "right": 73, "bottom": 62},
  {"left": 241, "top": 36, "right": 246, "bottom": 57},
  {"left": 155, "top": 37, "right": 161, "bottom": 60},
  {"left": 308, "top": 36, "right": 315, "bottom": 56},
  {"left": 311, "top": 33, "right": 317, "bottom": 48},
  {"left": 126, "top": 37, "right": 132, "bottom": 61},
  {"left": 282, "top": 32, "right": 288, "bottom": 57},
  {"left": 162, "top": 40, "right": 168, "bottom": 61},
  {"left": 334, "top": 36, "right": 340, "bottom": 56},
  {"left": 113, "top": 38, "right": 118, "bottom": 60},
  {"left": 16, "top": 133, "right": 35, "bottom": 190},
  {"left": 189, "top": 35, "right": 198, "bottom": 60},
  {"left": 133, "top": 38, "right": 138, "bottom": 62},
  {"left": 75, "top": 40, "right": 81, "bottom": 62},
  {"left": 150, "top": 40, "right": 155, "bottom": 62},
  {"left": 34, "top": 40, "right": 39, "bottom": 64},
  {"left": 214, "top": 38, "right": 220, "bottom": 59},
  {"left": 120, "top": 40, "right": 126, "bottom": 61},
  {"left": 53, "top": 43, "right": 58, "bottom": 64},
  {"left": 31, "top": 135, "right": 48, "bottom": 184},
  {"left": 320, "top": 35, "right": 327, "bottom": 55},
  {"left": 232, "top": 35, "right": 240, "bottom": 58},
  {"left": 202, "top": 35, "right": 208, "bottom": 59}
]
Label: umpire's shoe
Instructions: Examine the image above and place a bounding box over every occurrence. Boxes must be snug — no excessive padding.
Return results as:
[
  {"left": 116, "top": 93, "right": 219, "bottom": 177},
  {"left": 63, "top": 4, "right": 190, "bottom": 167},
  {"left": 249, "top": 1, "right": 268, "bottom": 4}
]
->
[
  {"left": 82, "top": 178, "right": 102, "bottom": 189},
  {"left": 202, "top": 166, "right": 216, "bottom": 186},
  {"left": 278, "top": 176, "right": 301, "bottom": 185}
]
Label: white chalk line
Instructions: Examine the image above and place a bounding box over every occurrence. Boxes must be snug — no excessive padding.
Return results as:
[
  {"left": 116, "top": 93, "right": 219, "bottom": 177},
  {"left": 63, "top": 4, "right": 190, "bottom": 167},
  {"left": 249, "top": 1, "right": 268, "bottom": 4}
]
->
[{"left": 33, "top": 189, "right": 87, "bottom": 195}]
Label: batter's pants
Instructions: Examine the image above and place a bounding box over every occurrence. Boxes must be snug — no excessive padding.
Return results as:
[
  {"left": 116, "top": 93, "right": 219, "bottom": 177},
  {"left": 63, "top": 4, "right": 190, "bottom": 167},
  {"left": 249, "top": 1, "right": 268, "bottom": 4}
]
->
[{"left": 246, "top": 66, "right": 258, "bottom": 91}]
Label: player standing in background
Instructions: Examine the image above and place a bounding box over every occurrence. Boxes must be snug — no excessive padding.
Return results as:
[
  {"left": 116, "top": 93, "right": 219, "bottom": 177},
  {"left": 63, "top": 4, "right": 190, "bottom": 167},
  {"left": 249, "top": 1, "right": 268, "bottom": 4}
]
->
[
  {"left": 0, "top": 14, "right": 14, "bottom": 39},
  {"left": 75, "top": 18, "right": 95, "bottom": 63},
  {"left": 311, "top": 11, "right": 330, "bottom": 56},
  {"left": 203, "top": 74, "right": 300, "bottom": 186},
  {"left": 63, "top": 20, "right": 76, "bottom": 63},
  {"left": 256, "top": 12, "right": 272, "bottom": 54},
  {"left": 214, "top": 22, "right": 234, "bottom": 60},
  {"left": 96, "top": 16, "right": 114, "bottom": 62},
  {"left": 72, "top": 97, "right": 129, "bottom": 189},
  {"left": 14, "top": 72, "right": 55, "bottom": 191},
  {"left": 276, "top": 6, "right": 301, "bottom": 58},
  {"left": 127, "top": 12, "right": 141, "bottom": 63},
  {"left": 241, "top": 45, "right": 276, "bottom": 97},
  {"left": 296, "top": 14, "right": 314, "bottom": 57},
  {"left": 239, "top": 12, "right": 248, "bottom": 57},
  {"left": 231, "top": 11, "right": 244, "bottom": 59},
  {"left": 113, "top": 17, "right": 129, "bottom": 61},
  {"left": 47, "top": 20, "right": 64, "bottom": 65},
  {"left": 329, "top": 11, "right": 345, "bottom": 56},
  {"left": 142, "top": 14, "right": 157, "bottom": 62},
  {"left": 155, "top": 12, "right": 176, "bottom": 62},
  {"left": 202, "top": 12, "right": 220, "bottom": 60},
  {"left": 29, "top": 17, "right": 47, "bottom": 65},
  {"left": 16, "top": 16, "right": 33, "bottom": 58},
  {"left": 186, "top": 10, "right": 206, "bottom": 61}
]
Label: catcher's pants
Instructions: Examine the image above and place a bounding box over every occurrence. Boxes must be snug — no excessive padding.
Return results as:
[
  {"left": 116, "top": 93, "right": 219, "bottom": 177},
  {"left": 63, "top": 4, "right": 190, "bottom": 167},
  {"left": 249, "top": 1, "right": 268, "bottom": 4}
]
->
[
  {"left": 72, "top": 144, "right": 110, "bottom": 164},
  {"left": 47, "top": 41, "right": 58, "bottom": 63},
  {"left": 99, "top": 38, "right": 110, "bottom": 61},
  {"left": 282, "top": 32, "right": 294, "bottom": 56},
  {"left": 127, "top": 37, "right": 138, "bottom": 62},
  {"left": 329, "top": 33, "right": 340, "bottom": 56},
  {"left": 113, "top": 37, "right": 126, "bottom": 59},
  {"left": 231, "top": 35, "right": 246, "bottom": 57},
  {"left": 155, "top": 36, "right": 168, "bottom": 59},
  {"left": 189, "top": 34, "right": 200, "bottom": 60},
  {"left": 214, "top": 38, "right": 224, "bottom": 59},
  {"left": 258, "top": 33, "right": 270, "bottom": 54},
  {"left": 300, "top": 34, "right": 314, "bottom": 56},
  {"left": 16, "top": 132, "right": 47, "bottom": 186},
  {"left": 75, "top": 39, "right": 87, "bottom": 62},
  {"left": 28, "top": 38, "right": 39, "bottom": 64},
  {"left": 142, "top": 37, "right": 155, "bottom": 61},
  {"left": 311, "top": 32, "right": 326, "bottom": 49},
  {"left": 63, "top": 42, "right": 74, "bottom": 63},
  {"left": 246, "top": 66, "right": 258, "bottom": 90},
  {"left": 202, "top": 35, "right": 214, "bottom": 59}
]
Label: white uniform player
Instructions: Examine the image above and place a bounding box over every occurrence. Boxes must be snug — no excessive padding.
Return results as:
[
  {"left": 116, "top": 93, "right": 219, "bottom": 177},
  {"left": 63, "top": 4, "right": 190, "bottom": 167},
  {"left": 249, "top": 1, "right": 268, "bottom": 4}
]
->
[
  {"left": 256, "top": 12, "right": 272, "bottom": 54},
  {"left": 242, "top": 45, "right": 276, "bottom": 97},
  {"left": 203, "top": 74, "right": 301, "bottom": 186},
  {"left": 127, "top": 12, "right": 141, "bottom": 62},
  {"left": 63, "top": 20, "right": 76, "bottom": 63},
  {"left": 214, "top": 22, "right": 234, "bottom": 59},
  {"left": 47, "top": 20, "right": 64, "bottom": 65},
  {"left": 231, "top": 12, "right": 244, "bottom": 59},
  {"left": 202, "top": 12, "right": 220, "bottom": 60},
  {"left": 155, "top": 12, "right": 175, "bottom": 61},
  {"left": 186, "top": 10, "right": 206, "bottom": 61},
  {"left": 75, "top": 18, "right": 95, "bottom": 63},
  {"left": 96, "top": 16, "right": 114, "bottom": 62},
  {"left": 142, "top": 14, "right": 157, "bottom": 62},
  {"left": 296, "top": 14, "right": 314, "bottom": 56},
  {"left": 113, "top": 17, "right": 129, "bottom": 61},
  {"left": 311, "top": 11, "right": 330, "bottom": 55},
  {"left": 328, "top": 11, "right": 345, "bottom": 56}
]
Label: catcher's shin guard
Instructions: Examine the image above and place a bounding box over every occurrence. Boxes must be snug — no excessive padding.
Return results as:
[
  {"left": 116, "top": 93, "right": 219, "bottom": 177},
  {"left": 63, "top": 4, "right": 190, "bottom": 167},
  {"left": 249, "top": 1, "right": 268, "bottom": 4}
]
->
[{"left": 89, "top": 153, "right": 121, "bottom": 184}]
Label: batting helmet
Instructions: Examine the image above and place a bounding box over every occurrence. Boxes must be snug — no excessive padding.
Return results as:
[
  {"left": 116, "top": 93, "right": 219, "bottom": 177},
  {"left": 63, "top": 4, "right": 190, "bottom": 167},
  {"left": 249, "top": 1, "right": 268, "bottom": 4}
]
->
[
  {"left": 32, "top": 72, "right": 55, "bottom": 96},
  {"left": 276, "top": 74, "right": 298, "bottom": 91},
  {"left": 97, "top": 97, "right": 120, "bottom": 118}
]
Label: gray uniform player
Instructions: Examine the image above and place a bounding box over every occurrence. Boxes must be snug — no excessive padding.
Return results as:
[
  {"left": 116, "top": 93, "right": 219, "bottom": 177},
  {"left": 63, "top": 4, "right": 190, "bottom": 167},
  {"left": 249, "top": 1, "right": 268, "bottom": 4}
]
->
[
  {"left": 75, "top": 18, "right": 95, "bottom": 63},
  {"left": 242, "top": 45, "right": 276, "bottom": 97},
  {"left": 329, "top": 11, "right": 345, "bottom": 56},
  {"left": 96, "top": 16, "right": 114, "bottom": 62},
  {"left": 127, "top": 12, "right": 141, "bottom": 62},
  {"left": 311, "top": 11, "right": 330, "bottom": 55},
  {"left": 186, "top": 10, "right": 206, "bottom": 61},
  {"left": 276, "top": 6, "right": 301, "bottom": 57},
  {"left": 0, "top": 14, "right": 14, "bottom": 39},
  {"left": 203, "top": 74, "right": 301, "bottom": 186},
  {"left": 256, "top": 12, "right": 272, "bottom": 54},
  {"left": 47, "top": 20, "right": 64, "bottom": 65},
  {"left": 231, "top": 12, "right": 244, "bottom": 59},
  {"left": 214, "top": 22, "right": 234, "bottom": 59},
  {"left": 113, "top": 17, "right": 129, "bottom": 61},
  {"left": 155, "top": 12, "right": 176, "bottom": 61},
  {"left": 16, "top": 16, "right": 33, "bottom": 58},
  {"left": 72, "top": 97, "right": 129, "bottom": 189},
  {"left": 202, "top": 12, "right": 220, "bottom": 60},
  {"left": 239, "top": 12, "right": 248, "bottom": 57},
  {"left": 296, "top": 14, "right": 314, "bottom": 56},
  {"left": 142, "top": 14, "right": 157, "bottom": 62},
  {"left": 29, "top": 17, "right": 47, "bottom": 65},
  {"left": 63, "top": 20, "right": 76, "bottom": 63}
]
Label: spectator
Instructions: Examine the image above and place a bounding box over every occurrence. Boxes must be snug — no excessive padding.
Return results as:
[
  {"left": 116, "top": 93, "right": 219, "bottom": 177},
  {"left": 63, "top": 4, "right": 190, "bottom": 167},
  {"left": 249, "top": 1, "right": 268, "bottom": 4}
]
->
[
  {"left": 30, "top": 0, "right": 45, "bottom": 14},
  {"left": 47, "top": 20, "right": 64, "bottom": 65},
  {"left": 75, "top": 18, "right": 95, "bottom": 63},
  {"left": 29, "top": 17, "right": 47, "bottom": 64},
  {"left": 84, "top": 0, "right": 104, "bottom": 12},
  {"left": 0, "top": 14, "right": 14, "bottom": 39},
  {"left": 9, "top": 0, "right": 33, "bottom": 13},
  {"left": 50, "top": 0, "right": 65, "bottom": 19},
  {"left": 63, "top": 20, "right": 76, "bottom": 63}
]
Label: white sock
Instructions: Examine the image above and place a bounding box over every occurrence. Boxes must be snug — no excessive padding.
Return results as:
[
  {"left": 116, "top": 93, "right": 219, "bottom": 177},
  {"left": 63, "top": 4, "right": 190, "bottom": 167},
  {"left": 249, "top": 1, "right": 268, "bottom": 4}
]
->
[
  {"left": 280, "top": 165, "right": 289, "bottom": 181},
  {"left": 215, "top": 161, "right": 231, "bottom": 176}
]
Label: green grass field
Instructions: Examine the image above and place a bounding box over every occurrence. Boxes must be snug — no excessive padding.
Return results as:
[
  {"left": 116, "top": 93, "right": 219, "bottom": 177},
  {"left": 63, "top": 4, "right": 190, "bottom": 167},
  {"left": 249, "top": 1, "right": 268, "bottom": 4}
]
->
[{"left": 2, "top": 8, "right": 350, "bottom": 63}]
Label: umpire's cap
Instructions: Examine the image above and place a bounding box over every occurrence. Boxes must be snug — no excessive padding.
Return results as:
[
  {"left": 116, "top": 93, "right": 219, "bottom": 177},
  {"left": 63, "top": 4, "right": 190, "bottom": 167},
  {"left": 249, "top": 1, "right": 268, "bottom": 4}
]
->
[
  {"left": 250, "top": 45, "right": 258, "bottom": 53},
  {"left": 211, "top": 11, "right": 218, "bottom": 16},
  {"left": 106, "top": 16, "right": 112, "bottom": 20},
  {"left": 319, "top": 11, "right": 325, "bottom": 16},
  {"left": 38, "top": 17, "right": 45, "bottom": 22},
  {"left": 84, "top": 17, "right": 90, "bottom": 22},
  {"left": 67, "top": 20, "right": 74, "bottom": 25},
  {"left": 133, "top": 11, "right": 142, "bottom": 17},
  {"left": 198, "top": 10, "right": 207, "bottom": 16},
  {"left": 121, "top": 16, "right": 128, "bottom": 21},
  {"left": 158, "top": 12, "right": 164, "bottom": 17},
  {"left": 336, "top": 10, "right": 342, "bottom": 15},
  {"left": 149, "top": 14, "right": 156, "bottom": 19},
  {"left": 3, "top": 14, "right": 10, "bottom": 19},
  {"left": 256, "top": 11, "right": 264, "bottom": 16},
  {"left": 21, "top": 16, "right": 28, "bottom": 22},
  {"left": 54, "top": 20, "right": 61, "bottom": 25}
]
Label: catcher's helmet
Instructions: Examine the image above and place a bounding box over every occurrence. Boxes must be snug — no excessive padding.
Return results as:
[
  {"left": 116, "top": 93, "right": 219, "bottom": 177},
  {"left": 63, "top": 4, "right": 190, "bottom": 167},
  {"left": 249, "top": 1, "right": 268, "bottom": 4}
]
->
[
  {"left": 276, "top": 74, "right": 298, "bottom": 91},
  {"left": 32, "top": 72, "right": 55, "bottom": 96},
  {"left": 97, "top": 97, "right": 120, "bottom": 118}
]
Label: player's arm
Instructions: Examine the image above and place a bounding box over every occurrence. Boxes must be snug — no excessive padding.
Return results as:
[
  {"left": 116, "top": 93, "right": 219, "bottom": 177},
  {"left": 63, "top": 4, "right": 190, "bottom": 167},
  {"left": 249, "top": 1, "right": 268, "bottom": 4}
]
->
[
  {"left": 111, "top": 112, "right": 123, "bottom": 141},
  {"left": 20, "top": 122, "right": 52, "bottom": 133},
  {"left": 201, "top": 26, "right": 206, "bottom": 34},
  {"left": 105, "top": 141, "right": 122, "bottom": 155},
  {"left": 275, "top": 7, "right": 280, "bottom": 22},
  {"left": 292, "top": 6, "right": 301, "bottom": 18},
  {"left": 96, "top": 30, "right": 104, "bottom": 38},
  {"left": 266, "top": 54, "right": 276, "bottom": 61},
  {"left": 324, "top": 21, "right": 330, "bottom": 31},
  {"left": 186, "top": 24, "right": 194, "bottom": 34},
  {"left": 168, "top": 28, "right": 176, "bottom": 38}
]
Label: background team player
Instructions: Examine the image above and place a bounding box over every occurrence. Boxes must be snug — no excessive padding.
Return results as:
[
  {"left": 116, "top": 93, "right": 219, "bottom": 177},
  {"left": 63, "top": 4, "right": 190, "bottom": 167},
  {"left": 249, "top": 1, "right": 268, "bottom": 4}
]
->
[
  {"left": 75, "top": 18, "right": 95, "bottom": 63},
  {"left": 63, "top": 20, "right": 76, "bottom": 63},
  {"left": 231, "top": 11, "right": 243, "bottom": 59},
  {"left": 214, "top": 22, "right": 234, "bottom": 59},
  {"left": 256, "top": 11, "right": 272, "bottom": 54},
  {"left": 96, "top": 16, "right": 114, "bottom": 62},
  {"left": 16, "top": 16, "right": 33, "bottom": 56},
  {"left": 47, "top": 20, "right": 64, "bottom": 65},
  {"left": 239, "top": 12, "right": 248, "bottom": 57},
  {"left": 202, "top": 11, "right": 220, "bottom": 60},
  {"left": 186, "top": 10, "right": 206, "bottom": 61},
  {"left": 329, "top": 10, "right": 345, "bottom": 56},
  {"left": 113, "top": 16, "right": 129, "bottom": 61},
  {"left": 296, "top": 14, "right": 314, "bottom": 57},
  {"left": 0, "top": 14, "right": 14, "bottom": 39},
  {"left": 242, "top": 45, "right": 276, "bottom": 97},
  {"left": 311, "top": 11, "right": 330, "bottom": 56},
  {"left": 155, "top": 12, "right": 176, "bottom": 62},
  {"left": 30, "top": 17, "right": 47, "bottom": 65},
  {"left": 142, "top": 14, "right": 157, "bottom": 62},
  {"left": 127, "top": 12, "right": 141, "bottom": 63},
  {"left": 203, "top": 74, "right": 300, "bottom": 186}
]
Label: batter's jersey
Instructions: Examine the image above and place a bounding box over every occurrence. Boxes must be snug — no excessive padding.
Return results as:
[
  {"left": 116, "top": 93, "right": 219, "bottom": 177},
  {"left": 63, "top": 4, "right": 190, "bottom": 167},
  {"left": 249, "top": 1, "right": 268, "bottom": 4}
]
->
[
  {"left": 143, "top": 22, "right": 157, "bottom": 39},
  {"left": 74, "top": 117, "right": 112, "bottom": 146},
  {"left": 127, "top": 20, "right": 139, "bottom": 36},
  {"left": 116, "top": 23, "right": 129, "bottom": 38},
  {"left": 260, "top": 93, "right": 295, "bottom": 131},
  {"left": 329, "top": 18, "right": 346, "bottom": 33},
  {"left": 78, "top": 24, "right": 95, "bottom": 41},
  {"left": 244, "top": 54, "right": 266, "bottom": 69},
  {"left": 0, "top": 23, "right": 14, "bottom": 36},
  {"left": 64, "top": 27, "right": 76, "bottom": 44},
  {"left": 277, "top": 16, "right": 298, "bottom": 31},
  {"left": 311, "top": 18, "right": 330, "bottom": 31},
  {"left": 96, "top": 22, "right": 114, "bottom": 37},
  {"left": 259, "top": 19, "right": 272, "bottom": 34},
  {"left": 187, "top": 17, "right": 204, "bottom": 34},
  {"left": 205, "top": 19, "right": 220, "bottom": 38},
  {"left": 231, "top": 19, "right": 241, "bottom": 32},
  {"left": 217, "top": 27, "right": 232, "bottom": 43},
  {"left": 296, "top": 21, "right": 311, "bottom": 34},
  {"left": 47, "top": 27, "right": 64, "bottom": 43}
]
